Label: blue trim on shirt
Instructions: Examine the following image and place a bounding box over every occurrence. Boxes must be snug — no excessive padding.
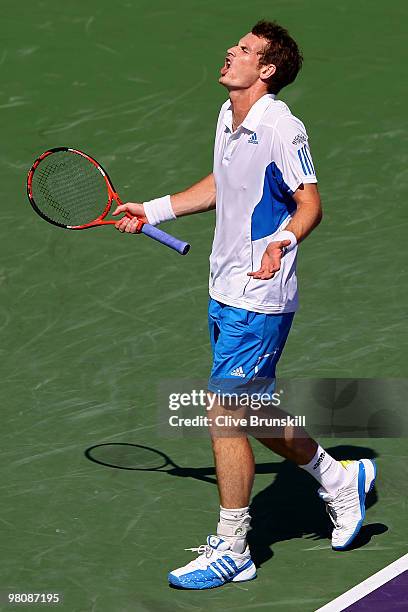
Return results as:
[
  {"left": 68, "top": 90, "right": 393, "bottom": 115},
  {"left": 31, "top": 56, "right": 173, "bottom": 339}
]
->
[
  {"left": 297, "top": 149, "right": 307, "bottom": 174},
  {"left": 251, "top": 162, "right": 297, "bottom": 241},
  {"left": 304, "top": 146, "right": 313, "bottom": 174},
  {"left": 302, "top": 147, "right": 312, "bottom": 174},
  {"left": 303, "top": 145, "right": 315, "bottom": 174}
]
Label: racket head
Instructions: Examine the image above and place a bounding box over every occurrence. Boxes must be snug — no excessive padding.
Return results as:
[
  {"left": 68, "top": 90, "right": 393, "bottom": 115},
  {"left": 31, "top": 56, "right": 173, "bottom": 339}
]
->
[
  {"left": 27, "top": 147, "right": 116, "bottom": 229},
  {"left": 85, "top": 443, "right": 173, "bottom": 471}
]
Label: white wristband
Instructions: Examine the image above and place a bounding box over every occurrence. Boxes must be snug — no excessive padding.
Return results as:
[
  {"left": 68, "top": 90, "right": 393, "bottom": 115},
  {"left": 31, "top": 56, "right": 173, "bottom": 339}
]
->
[
  {"left": 272, "top": 230, "right": 297, "bottom": 254},
  {"left": 143, "top": 195, "right": 176, "bottom": 226}
]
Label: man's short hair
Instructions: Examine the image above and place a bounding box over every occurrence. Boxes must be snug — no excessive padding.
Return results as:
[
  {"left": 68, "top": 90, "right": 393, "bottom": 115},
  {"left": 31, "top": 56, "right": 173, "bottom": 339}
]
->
[{"left": 252, "top": 20, "right": 303, "bottom": 94}]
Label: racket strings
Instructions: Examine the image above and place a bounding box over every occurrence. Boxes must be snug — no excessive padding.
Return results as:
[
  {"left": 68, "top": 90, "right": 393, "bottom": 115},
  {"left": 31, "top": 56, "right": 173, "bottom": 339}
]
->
[
  {"left": 37, "top": 167, "right": 70, "bottom": 221},
  {"left": 31, "top": 151, "right": 109, "bottom": 226}
]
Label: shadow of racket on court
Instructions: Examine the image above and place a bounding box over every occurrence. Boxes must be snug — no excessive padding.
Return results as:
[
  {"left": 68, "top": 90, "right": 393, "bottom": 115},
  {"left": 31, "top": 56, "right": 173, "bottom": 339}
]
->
[
  {"left": 84, "top": 442, "right": 386, "bottom": 565},
  {"left": 84, "top": 442, "right": 282, "bottom": 485}
]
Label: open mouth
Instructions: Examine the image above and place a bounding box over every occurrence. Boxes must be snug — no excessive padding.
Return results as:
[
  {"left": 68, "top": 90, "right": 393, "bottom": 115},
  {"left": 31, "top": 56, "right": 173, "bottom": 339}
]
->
[{"left": 220, "top": 56, "right": 232, "bottom": 76}]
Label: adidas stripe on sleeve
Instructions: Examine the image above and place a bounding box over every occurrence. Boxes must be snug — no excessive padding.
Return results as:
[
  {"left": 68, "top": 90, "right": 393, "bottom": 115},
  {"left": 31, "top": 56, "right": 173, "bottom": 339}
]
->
[{"left": 273, "top": 116, "right": 317, "bottom": 193}]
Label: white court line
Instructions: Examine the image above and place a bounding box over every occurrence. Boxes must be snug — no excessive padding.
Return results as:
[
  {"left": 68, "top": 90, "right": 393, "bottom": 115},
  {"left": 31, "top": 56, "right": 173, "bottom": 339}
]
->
[{"left": 315, "top": 553, "right": 408, "bottom": 612}]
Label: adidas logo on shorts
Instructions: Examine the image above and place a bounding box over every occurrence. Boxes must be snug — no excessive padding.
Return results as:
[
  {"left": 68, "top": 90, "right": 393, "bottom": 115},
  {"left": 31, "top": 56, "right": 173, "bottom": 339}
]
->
[{"left": 231, "top": 366, "right": 245, "bottom": 378}]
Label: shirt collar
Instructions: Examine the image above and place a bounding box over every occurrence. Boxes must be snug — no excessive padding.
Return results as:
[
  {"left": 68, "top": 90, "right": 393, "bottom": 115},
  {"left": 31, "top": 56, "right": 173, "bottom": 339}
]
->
[{"left": 223, "top": 93, "right": 276, "bottom": 133}]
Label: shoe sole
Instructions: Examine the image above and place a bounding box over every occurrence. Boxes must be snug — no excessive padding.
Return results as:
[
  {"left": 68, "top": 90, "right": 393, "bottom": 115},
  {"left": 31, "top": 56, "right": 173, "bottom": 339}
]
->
[
  {"left": 168, "top": 561, "right": 257, "bottom": 589},
  {"left": 332, "top": 459, "right": 377, "bottom": 551},
  {"left": 231, "top": 562, "right": 257, "bottom": 583}
]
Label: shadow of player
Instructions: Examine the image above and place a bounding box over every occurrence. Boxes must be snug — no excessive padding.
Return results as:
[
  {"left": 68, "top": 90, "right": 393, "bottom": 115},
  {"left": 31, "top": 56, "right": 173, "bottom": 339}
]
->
[
  {"left": 248, "top": 444, "right": 385, "bottom": 567},
  {"left": 85, "top": 441, "right": 386, "bottom": 563}
]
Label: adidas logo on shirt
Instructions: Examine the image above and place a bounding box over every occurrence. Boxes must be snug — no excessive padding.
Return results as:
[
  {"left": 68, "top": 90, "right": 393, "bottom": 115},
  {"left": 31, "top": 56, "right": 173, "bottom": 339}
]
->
[
  {"left": 292, "top": 133, "right": 307, "bottom": 146},
  {"left": 247, "top": 132, "right": 258, "bottom": 145},
  {"left": 231, "top": 366, "right": 245, "bottom": 377}
]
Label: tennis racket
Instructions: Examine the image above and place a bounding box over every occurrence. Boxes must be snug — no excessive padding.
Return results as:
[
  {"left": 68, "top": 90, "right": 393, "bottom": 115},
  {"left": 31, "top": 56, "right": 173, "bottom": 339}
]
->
[{"left": 26, "top": 147, "right": 190, "bottom": 255}]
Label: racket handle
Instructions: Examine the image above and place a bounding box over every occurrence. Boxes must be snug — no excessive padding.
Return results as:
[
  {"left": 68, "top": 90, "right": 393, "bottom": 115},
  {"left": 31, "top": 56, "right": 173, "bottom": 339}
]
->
[{"left": 140, "top": 223, "right": 190, "bottom": 255}]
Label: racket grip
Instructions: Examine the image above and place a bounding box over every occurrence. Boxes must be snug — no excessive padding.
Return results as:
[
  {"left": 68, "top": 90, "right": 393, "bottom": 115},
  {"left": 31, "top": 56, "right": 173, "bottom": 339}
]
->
[{"left": 140, "top": 223, "right": 190, "bottom": 255}]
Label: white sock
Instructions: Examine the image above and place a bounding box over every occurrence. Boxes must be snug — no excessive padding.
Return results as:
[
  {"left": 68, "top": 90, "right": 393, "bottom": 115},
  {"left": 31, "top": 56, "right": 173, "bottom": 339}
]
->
[
  {"left": 300, "top": 445, "right": 351, "bottom": 494},
  {"left": 217, "top": 506, "right": 251, "bottom": 554}
]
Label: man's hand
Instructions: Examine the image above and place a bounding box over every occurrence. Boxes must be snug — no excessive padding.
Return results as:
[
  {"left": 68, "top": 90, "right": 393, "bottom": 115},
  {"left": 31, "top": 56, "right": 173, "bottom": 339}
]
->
[
  {"left": 247, "top": 240, "right": 291, "bottom": 280},
  {"left": 112, "top": 202, "right": 148, "bottom": 233}
]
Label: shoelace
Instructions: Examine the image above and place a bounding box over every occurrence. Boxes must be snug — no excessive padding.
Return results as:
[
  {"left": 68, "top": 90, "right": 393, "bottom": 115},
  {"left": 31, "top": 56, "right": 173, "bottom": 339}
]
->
[{"left": 184, "top": 544, "right": 214, "bottom": 559}]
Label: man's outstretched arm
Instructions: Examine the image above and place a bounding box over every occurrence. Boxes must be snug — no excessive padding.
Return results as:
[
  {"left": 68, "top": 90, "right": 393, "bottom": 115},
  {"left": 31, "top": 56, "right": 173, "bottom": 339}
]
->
[
  {"left": 248, "top": 183, "right": 322, "bottom": 280},
  {"left": 113, "top": 173, "right": 216, "bottom": 232},
  {"left": 285, "top": 183, "right": 323, "bottom": 242}
]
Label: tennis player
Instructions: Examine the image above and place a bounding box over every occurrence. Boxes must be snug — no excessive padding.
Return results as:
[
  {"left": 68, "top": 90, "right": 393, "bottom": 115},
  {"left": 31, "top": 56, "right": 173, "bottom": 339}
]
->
[{"left": 114, "top": 20, "right": 376, "bottom": 589}]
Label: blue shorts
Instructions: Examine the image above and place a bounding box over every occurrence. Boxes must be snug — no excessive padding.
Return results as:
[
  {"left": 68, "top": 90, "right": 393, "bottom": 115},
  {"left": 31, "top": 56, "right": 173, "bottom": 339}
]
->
[{"left": 208, "top": 298, "right": 294, "bottom": 396}]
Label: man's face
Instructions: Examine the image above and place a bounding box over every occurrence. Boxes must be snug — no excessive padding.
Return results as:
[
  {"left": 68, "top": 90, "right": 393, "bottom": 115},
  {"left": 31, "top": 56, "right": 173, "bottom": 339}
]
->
[{"left": 219, "top": 32, "right": 268, "bottom": 91}]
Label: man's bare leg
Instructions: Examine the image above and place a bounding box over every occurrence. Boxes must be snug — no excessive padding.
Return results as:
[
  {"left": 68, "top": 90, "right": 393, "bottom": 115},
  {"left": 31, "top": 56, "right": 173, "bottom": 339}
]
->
[
  {"left": 211, "top": 436, "right": 255, "bottom": 508},
  {"left": 208, "top": 398, "right": 254, "bottom": 552},
  {"left": 257, "top": 427, "right": 317, "bottom": 465},
  {"left": 252, "top": 404, "right": 352, "bottom": 490}
]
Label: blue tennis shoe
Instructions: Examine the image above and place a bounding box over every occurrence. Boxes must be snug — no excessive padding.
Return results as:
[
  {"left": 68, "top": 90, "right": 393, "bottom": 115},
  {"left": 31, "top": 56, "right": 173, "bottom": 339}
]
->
[{"left": 168, "top": 535, "right": 256, "bottom": 589}]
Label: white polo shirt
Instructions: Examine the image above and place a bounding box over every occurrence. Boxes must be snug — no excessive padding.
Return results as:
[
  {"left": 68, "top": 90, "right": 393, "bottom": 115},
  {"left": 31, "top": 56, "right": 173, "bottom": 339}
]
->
[{"left": 209, "top": 94, "right": 317, "bottom": 314}]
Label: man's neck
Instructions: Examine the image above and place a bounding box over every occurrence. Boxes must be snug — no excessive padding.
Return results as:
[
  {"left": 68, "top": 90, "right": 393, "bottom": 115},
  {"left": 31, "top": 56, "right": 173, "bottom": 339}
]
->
[{"left": 229, "top": 88, "right": 268, "bottom": 131}]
